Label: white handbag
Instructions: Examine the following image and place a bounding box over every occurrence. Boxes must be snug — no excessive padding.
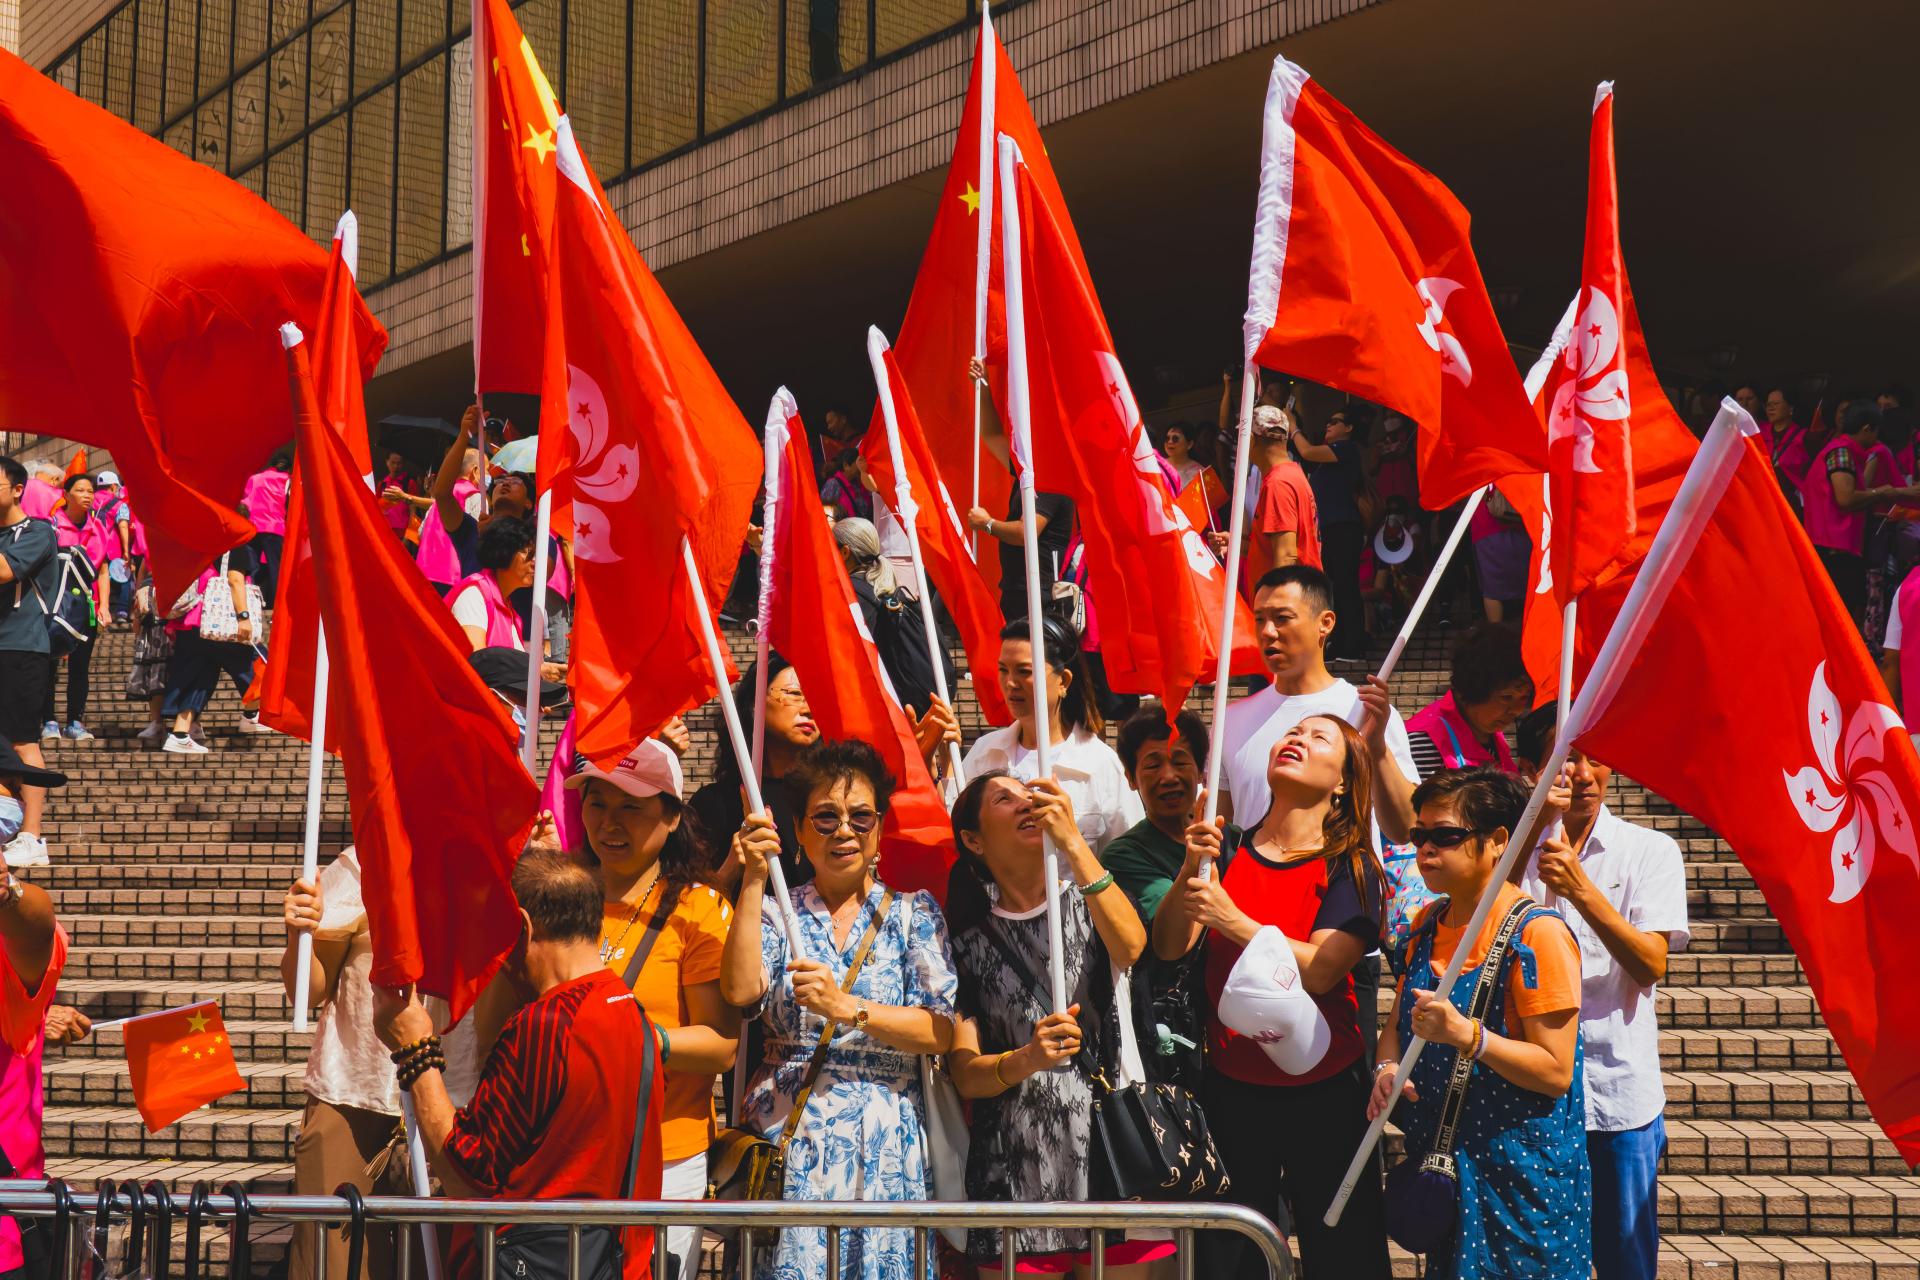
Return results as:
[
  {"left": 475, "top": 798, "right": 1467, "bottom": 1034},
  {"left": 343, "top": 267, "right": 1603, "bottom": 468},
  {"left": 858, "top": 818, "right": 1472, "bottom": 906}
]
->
[
  {"left": 906, "top": 895, "right": 971, "bottom": 1251},
  {"left": 197, "top": 553, "right": 269, "bottom": 644}
]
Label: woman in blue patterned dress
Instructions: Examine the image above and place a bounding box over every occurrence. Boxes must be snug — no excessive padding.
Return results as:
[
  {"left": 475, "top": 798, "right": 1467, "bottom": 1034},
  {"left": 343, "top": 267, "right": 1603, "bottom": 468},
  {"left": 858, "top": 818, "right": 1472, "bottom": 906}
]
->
[
  {"left": 719, "top": 739, "right": 959, "bottom": 1280},
  {"left": 1368, "top": 767, "right": 1591, "bottom": 1279}
]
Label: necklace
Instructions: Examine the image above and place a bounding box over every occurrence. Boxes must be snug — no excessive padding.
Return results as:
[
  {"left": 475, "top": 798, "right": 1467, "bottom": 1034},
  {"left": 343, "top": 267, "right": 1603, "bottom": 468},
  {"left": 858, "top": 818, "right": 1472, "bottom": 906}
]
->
[
  {"left": 1255, "top": 836, "right": 1325, "bottom": 862},
  {"left": 599, "top": 867, "right": 663, "bottom": 964}
]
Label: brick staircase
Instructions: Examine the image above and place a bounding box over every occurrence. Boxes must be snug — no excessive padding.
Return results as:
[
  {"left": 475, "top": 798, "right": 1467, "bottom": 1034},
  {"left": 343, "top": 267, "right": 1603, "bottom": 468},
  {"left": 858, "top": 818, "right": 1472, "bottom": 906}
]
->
[{"left": 28, "top": 617, "right": 1920, "bottom": 1276}]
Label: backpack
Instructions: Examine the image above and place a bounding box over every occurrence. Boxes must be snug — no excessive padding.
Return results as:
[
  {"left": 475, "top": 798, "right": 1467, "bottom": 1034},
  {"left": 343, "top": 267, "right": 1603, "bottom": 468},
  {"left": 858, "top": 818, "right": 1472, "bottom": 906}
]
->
[
  {"left": 37, "top": 547, "right": 98, "bottom": 657},
  {"left": 865, "top": 585, "right": 955, "bottom": 720}
]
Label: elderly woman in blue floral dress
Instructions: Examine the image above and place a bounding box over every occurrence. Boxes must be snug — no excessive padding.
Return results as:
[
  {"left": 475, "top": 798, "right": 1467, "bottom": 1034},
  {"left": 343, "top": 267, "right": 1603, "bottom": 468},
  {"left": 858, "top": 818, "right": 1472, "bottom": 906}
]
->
[{"left": 720, "top": 739, "right": 958, "bottom": 1280}]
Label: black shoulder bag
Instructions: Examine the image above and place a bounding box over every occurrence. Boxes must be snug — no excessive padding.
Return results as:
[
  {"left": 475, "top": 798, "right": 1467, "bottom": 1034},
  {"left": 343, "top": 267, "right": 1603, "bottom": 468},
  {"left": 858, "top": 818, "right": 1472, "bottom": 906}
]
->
[{"left": 494, "top": 999, "right": 660, "bottom": 1280}]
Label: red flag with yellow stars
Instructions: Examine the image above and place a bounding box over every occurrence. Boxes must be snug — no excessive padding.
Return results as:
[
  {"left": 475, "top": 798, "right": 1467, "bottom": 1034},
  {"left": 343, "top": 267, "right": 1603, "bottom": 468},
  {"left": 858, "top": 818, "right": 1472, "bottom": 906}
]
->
[{"left": 122, "top": 1001, "right": 245, "bottom": 1132}]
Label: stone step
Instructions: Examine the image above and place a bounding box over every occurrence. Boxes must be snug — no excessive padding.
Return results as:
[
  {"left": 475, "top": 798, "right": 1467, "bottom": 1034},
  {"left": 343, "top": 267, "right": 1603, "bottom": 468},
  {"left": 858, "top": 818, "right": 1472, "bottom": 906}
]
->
[
  {"left": 50, "top": 1017, "right": 312, "bottom": 1064},
  {"left": 62, "top": 946, "right": 282, "bottom": 984},
  {"left": 1665, "top": 1071, "right": 1870, "bottom": 1121},
  {"left": 1659, "top": 1174, "right": 1920, "bottom": 1237},
  {"left": 1663, "top": 1119, "right": 1909, "bottom": 1178},
  {"left": 44, "top": 1106, "right": 303, "bottom": 1163},
  {"left": 47, "top": 887, "right": 282, "bottom": 915},
  {"left": 1687, "top": 887, "right": 1777, "bottom": 920},
  {"left": 62, "top": 915, "right": 285, "bottom": 948},
  {"left": 1661, "top": 1027, "right": 1846, "bottom": 1074},
  {"left": 1655, "top": 1233, "right": 1920, "bottom": 1278},
  {"left": 1665, "top": 953, "right": 1805, "bottom": 987},
  {"left": 1679, "top": 921, "right": 1788, "bottom": 953},
  {"left": 39, "top": 846, "right": 332, "bottom": 866},
  {"left": 44, "top": 1059, "right": 304, "bottom": 1110},
  {"left": 29, "top": 862, "right": 306, "bottom": 891},
  {"left": 1660, "top": 986, "right": 1821, "bottom": 1029},
  {"left": 56, "top": 978, "right": 290, "bottom": 1023},
  {"left": 45, "top": 1156, "right": 294, "bottom": 1195}
]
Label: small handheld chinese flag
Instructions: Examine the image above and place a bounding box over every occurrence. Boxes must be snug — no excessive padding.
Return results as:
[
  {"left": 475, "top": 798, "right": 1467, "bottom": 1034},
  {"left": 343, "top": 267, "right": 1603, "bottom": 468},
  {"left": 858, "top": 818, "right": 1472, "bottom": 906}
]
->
[{"left": 122, "top": 1001, "right": 245, "bottom": 1132}]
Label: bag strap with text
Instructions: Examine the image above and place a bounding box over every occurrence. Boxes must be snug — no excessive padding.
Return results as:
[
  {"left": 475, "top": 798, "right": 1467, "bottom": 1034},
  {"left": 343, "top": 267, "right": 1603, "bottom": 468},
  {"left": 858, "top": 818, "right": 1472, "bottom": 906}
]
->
[
  {"left": 1429, "top": 895, "right": 1536, "bottom": 1157},
  {"left": 775, "top": 888, "right": 897, "bottom": 1154}
]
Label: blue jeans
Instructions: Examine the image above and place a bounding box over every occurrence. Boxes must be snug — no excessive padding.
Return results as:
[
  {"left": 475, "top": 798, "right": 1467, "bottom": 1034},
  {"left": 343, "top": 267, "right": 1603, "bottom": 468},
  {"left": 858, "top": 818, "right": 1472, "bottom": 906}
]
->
[{"left": 1588, "top": 1115, "right": 1665, "bottom": 1280}]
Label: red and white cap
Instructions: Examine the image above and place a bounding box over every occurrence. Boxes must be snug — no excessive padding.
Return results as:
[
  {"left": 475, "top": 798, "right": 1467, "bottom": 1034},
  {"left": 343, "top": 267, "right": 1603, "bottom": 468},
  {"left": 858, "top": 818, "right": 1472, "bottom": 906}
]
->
[
  {"left": 1216, "top": 925, "right": 1332, "bottom": 1076},
  {"left": 563, "top": 738, "right": 683, "bottom": 801}
]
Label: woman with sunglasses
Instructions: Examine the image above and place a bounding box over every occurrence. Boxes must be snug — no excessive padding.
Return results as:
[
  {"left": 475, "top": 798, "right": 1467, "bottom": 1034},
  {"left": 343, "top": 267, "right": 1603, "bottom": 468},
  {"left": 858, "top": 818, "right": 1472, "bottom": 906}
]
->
[
  {"left": 1368, "top": 767, "right": 1588, "bottom": 1280},
  {"left": 719, "top": 739, "right": 959, "bottom": 1280},
  {"left": 1155, "top": 713, "right": 1391, "bottom": 1279},
  {"left": 962, "top": 615, "right": 1142, "bottom": 854},
  {"left": 944, "top": 770, "right": 1155, "bottom": 1277}
]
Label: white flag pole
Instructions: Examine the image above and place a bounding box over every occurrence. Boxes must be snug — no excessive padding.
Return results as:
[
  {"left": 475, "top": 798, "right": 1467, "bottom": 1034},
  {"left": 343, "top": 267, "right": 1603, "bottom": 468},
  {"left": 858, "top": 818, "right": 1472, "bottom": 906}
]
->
[
  {"left": 1198, "top": 364, "right": 1257, "bottom": 879},
  {"left": 868, "top": 328, "right": 969, "bottom": 785},
  {"left": 1325, "top": 400, "right": 1758, "bottom": 1226},
  {"left": 754, "top": 396, "right": 787, "bottom": 780},
  {"left": 682, "top": 538, "right": 804, "bottom": 952},
  {"left": 969, "top": 0, "right": 997, "bottom": 558},
  {"left": 519, "top": 491, "right": 552, "bottom": 774},
  {"left": 997, "top": 133, "right": 1069, "bottom": 1016},
  {"left": 399, "top": 1091, "right": 444, "bottom": 1280},
  {"left": 1374, "top": 486, "right": 1486, "bottom": 684},
  {"left": 292, "top": 639, "right": 328, "bottom": 1035}
]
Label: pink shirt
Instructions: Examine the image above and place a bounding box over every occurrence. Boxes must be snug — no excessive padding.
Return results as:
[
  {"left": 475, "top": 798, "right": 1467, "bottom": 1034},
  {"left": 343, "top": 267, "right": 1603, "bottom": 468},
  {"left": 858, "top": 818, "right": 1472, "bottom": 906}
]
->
[
  {"left": 380, "top": 474, "right": 417, "bottom": 534},
  {"left": 0, "top": 927, "right": 67, "bottom": 1271},
  {"left": 1802, "top": 435, "right": 1866, "bottom": 554},
  {"left": 1895, "top": 569, "right": 1920, "bottom": 718},
  {"left": 19, "top": 478, "right": 59, "bottom": 521},
  {"left": 447, "top": 570, "right": 525, "bottom": 649},
  {"left": 241, "top": 469, "right": 291, "bottom": 536},
  {"left": 50, "top": 508, "right": 112, "bottom": 566},
  {"left": 415, "top": 480, "right": 479, "bottom": 586}
]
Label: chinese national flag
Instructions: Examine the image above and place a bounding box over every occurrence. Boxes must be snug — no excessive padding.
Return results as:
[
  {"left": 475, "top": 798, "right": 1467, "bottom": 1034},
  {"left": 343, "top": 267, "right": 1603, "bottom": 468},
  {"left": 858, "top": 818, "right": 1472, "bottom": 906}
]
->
[
  {"left": 539, "top": 119, "right": 759, "bottom": 769},
  {"left": 472, "top": 0, "right": 570, "bottom": 396},
  {"left": 863, "top": 340, "right": 1012, "bottom": 727},
  {"left": 884, "top": 9, "right": 1077, "bottom": 598},
  {"left": 765, "top": 398, "right": 955, "bottom": 899},
  {"left": 123, "top": 1001, "right": 245, "bottom": 1132},
  {"left": 1539, "top": 85, "right": 1636, "bottom": 603},
  {"left": 1005, "top": 151, "right": 1262, "bottom": 715},
  {"left": 0, "top": 51, "right": 375, "bottom": 598},
  {"left": 1571, "top": 421, "right": 1920, "bottom": 1165},
  {"left": 1241, "top": 55, "right": 1546, "bottom": 509},
  {"left": 1176, "top": 468, "right": 1230, "bottom": 536},
  {"left": 256, "top": 213, "right": 390, "bottom": 748},
  {"left": 288, "top": 335, "right": 531, "bottom": 1024}
]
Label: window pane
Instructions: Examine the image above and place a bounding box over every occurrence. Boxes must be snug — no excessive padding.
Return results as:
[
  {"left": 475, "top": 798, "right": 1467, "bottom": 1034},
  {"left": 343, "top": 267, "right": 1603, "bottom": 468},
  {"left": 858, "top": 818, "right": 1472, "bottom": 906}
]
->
[
  {"left": 400, "top": 0, "right": 445, "bottom": 67},
  {"left": 164, "top": 116, "right": 193, "bottom": 155},
  {"left": 198, "top": 0, "right": 234, "bottom": 91},
  {"left": 305, "top": 114, "right": 350, "bottom": 241},
  {"left": 395, "top": 56, "right": 447, "bottom": 272},
  {"left": 237, "top": 162, "right": 265, "bottom": 196},
  {"left": 704, "top": 0, "right": 776, "bottom": 133},
  {"left": 105, "top": 11, "right": 136, "bottom": 117},
  {"left": 266, "top": 137, "right": 306, "bottom": 227},
  {"left": 54, "top": 60, "right": 77, "bottom": 93},
  {"left": 269, "top": 31, "right": 308, "bottom": 147},
  {"left": 786, "top": 0, "right": 862, "bottom": 91},
  {"left": 351, "top": 86, "right": 396, "bottom": 285},
  {"left": 235, "top": 0, "right": 268, "bottom": 69},
  {"left": 195, "top": 89, "right": 230, "bottom": 169},
  {"left": 135, "top": 0, "right": 168, "bottom": 128},
  {"left": 166, "top": 0, "right": 199, "bottom": 118},
  {"left": 77, "top": 30, "right": 107, "bottom": 106},
  {"left": 355, "top": 0, "right": 397, "bottom": 90},
  {"left": 632, "top": 0, "right": 696, "bottom": 163},
  {"left": 445, "top": 32, "right": 472, "bottom": 250},
  {"left": 270, "top": 0, "right": 309, "bottom": 43},
  {"left": 566, "top": 0, "right": 625, "bottom": 172},
  {"left": 231, "top": 63, "right": 268, "bottom": 170},
  {"left": 310, "top": 2, "right": 351, "bottom": 119},
  {"left": 516, "top": 0, "right": 561, "bottom": 88}
]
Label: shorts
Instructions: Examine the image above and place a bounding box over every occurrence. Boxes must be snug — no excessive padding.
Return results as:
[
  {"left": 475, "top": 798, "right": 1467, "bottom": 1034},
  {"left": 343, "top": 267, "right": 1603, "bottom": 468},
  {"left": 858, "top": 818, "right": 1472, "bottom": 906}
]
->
[{"left": 0, "top": 649, "right": 50, "bottom": 744}]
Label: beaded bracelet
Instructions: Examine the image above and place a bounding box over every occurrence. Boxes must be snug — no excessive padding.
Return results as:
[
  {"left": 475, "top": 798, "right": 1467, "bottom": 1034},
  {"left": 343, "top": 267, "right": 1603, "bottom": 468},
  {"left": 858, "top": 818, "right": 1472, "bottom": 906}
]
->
[
  {"left": 397, "top": 1051, "right": 447, "bottom": 1090},
  {"left": 389, "top": 1033, "right": 442, "bottom": 1069},
  {"left": 392, "top": 1042, "right": 441, "bottom": 1075}
]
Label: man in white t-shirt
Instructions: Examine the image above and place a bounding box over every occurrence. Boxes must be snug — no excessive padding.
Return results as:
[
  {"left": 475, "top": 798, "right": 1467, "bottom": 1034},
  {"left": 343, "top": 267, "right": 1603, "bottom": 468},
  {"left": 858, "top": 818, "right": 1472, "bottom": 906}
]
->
[{"left": 1515, "top": 705, "right": 1689, "bottom": 1280}]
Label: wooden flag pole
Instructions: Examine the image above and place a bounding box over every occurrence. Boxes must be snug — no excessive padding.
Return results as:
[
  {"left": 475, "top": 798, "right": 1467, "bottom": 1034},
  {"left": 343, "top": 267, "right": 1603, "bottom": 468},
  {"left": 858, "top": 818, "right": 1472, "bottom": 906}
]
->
[
  {"left": 997, "top": 132, "right": 1069, "bottom": 1016},
  {"left": 868, "top": 328, "right": 969, "bottom": 784},
  {"left": 683, "top": 538, "right": 804, "bottom": 952}
]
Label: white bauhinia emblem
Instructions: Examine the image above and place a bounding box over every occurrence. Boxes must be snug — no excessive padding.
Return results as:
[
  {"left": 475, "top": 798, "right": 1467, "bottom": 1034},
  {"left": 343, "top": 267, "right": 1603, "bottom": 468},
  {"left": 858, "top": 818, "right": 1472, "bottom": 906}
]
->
[
  {"left": 1546, "top": 286, "right": 1630, "bottom": 476},
  {"left": 1784, "top": 661, "right": 1917, "bottom": 903},
  {"left": 1414, "top": 278, "right": 1474, "bottom": 387},
  {"left": 1533, "top": 474, "right": 1555, "bottom": 597},
  {"left": 566, "top": 364, "right": 639, "bottom": 564},
  {"left": 1093, "top": 351, "right": 1219, "bottom": 577}
]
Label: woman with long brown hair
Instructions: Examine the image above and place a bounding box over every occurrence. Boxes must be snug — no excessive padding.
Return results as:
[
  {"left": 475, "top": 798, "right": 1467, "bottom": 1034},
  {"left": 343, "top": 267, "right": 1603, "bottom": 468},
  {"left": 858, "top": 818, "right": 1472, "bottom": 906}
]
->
[{"left": 1155, "top": 713, "right": 1391, "bottom": 1280}]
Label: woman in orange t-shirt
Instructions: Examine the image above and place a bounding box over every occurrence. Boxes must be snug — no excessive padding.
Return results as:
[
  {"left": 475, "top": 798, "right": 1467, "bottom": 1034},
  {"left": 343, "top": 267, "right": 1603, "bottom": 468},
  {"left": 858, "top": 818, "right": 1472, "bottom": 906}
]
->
[
  {"left": 1368, "top": 766, "right": 1588, "bottom": 1280},
  {"left": 563, "top": 737, "right": 740, "bottom": 1280}
]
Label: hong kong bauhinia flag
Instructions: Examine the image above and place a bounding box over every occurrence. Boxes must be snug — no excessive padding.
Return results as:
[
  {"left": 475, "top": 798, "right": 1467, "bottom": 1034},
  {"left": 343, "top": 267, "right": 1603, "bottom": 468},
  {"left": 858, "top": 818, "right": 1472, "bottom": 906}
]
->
[
  {"left": 886, "top": 4, "right": 1078, "bottom": 595},
  {"left": 539, "top": 117, "right": 760, "bottom": 769},
  {"left": 764, "top": 395, "right": 955, "bottom": 899},
  {"left": 1241, "top": 55, "right": 1546, "bottom": 509},
  {"left": 1574, "top": 413, "right": 1920, "bottom": 1165}
]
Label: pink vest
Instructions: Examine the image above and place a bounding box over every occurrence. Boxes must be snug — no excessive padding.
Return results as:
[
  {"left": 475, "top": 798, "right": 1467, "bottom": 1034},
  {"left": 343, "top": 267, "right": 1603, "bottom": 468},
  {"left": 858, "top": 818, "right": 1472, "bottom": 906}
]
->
[
  {"left": 1899, "top": 571, "right": 1920, "bottom": 718},
  {"left": 241, "top": 469, "right": 290, "bottom": 535},
  {"left": 50, "top": 508, "right": 111, "bottom": 565},
  {"left": 1407, "top": 690, "right": 1516, "bottom": 772},
  {"left": 1802, "top": 436, "right": 1866, "bottom": 554},
  {"left": 449, "top": 570, "right": 524, "bottom": 649},
  {"left": 19, "top": 478, "right": 58, "bottom": 521},
  {"left": 381, "top": 475, "right": 417, "bottom": 534},
  {"left": 414, "top": 480, "right": 479, "bottom": 586}
]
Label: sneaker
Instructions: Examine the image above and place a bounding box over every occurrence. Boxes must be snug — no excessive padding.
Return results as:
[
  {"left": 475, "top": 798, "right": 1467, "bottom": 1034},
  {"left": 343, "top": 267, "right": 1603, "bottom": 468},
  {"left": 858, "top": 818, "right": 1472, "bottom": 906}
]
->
[
  {"left": 238, "top": 714, "right": 275, "bottom": 735},
  {"left": 137, "top": 721, "right": 166, "bottom": 743},
  {"left": 163, "top": 734, "right": 210, "bottom": 755},
  {"left": 63, "top": 721, "right": 93, "bottom": 742},
  {"left": 38, "top": 721, "right": 59, "bottom": 743},
  {"left": 1, "top": 833, "right": 49, "bottom": 869}
]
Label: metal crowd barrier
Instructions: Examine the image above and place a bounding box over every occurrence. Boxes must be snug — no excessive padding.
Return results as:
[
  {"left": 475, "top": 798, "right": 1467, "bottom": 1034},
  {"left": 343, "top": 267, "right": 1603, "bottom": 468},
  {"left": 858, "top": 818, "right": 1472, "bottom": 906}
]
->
[{"left": 0, "top": 1180, "right": 1295, "bottom": 1280}]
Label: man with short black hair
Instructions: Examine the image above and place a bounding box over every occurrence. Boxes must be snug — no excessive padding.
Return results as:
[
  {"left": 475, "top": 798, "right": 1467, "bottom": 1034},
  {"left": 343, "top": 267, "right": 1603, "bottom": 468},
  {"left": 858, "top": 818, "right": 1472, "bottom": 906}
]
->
[
  {"left": 1105, "top": 703, "right": 1212, "bottom": 923},
  {"left": 375, "top": 849, "right": 664, "bottom": 1279},
  {"left": 0, "top": 459, "right": 57, "bottom": 869}
]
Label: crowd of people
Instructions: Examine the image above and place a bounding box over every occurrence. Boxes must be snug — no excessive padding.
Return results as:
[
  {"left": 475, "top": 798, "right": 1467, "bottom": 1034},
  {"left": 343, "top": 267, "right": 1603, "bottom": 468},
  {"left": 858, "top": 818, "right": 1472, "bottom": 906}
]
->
[{"left": 0, "top": 365, "right": 1777, "bottom": 1280}]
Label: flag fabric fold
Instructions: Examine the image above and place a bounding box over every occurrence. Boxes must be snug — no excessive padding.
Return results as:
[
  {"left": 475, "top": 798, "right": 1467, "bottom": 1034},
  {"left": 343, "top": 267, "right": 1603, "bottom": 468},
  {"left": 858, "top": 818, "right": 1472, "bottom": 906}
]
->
[
  {"left": 765, "top": 399, "right": 955, "bottom": 900},
  {"left": 287, "top": 334, "right": 531, "bottom": 1024},
  {"left": 123, "top": 1000, "right": 245, "bottom": 1132},
  {"left": 1571, "top": 418, "right": 1920, "bottom": 1167},
  {"left": 538, "top": 117, "right": 760, "bottom": 769},
  {"left": 1241, "top": 54, "right": 1546, "bottom": 510},
  {"left": 0, "top": 51, "right": 376, "bottom": 598}
]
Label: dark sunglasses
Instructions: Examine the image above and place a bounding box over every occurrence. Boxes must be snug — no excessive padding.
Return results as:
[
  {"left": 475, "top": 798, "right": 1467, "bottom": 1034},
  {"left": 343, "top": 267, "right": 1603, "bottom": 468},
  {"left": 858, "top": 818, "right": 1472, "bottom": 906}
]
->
[
  {"left": 808, "top": 808, "right": 881, "bottom": 836},
  {"left": 1408, "top": 825, "right": 1480, "bottom": 851}
]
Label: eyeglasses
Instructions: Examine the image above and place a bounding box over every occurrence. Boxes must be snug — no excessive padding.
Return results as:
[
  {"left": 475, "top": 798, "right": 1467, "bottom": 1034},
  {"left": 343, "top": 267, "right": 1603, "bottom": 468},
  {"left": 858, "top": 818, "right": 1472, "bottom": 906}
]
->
[
  {"left": 1408, "top": 825, "right": 1480, "bottom": 851},
  {"left": 808, "top": 808, "right": 881, "bottom": 836},
  {"left": 769, "top": 688, "right": 810, "bottom": 707}
]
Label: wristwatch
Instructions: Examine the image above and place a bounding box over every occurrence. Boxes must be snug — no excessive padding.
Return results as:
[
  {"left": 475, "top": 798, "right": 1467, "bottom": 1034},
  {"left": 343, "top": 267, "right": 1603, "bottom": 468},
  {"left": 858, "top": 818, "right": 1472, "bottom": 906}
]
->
[
  {"left": 852, "top": 1001, "right": 871, "bottom": 1032},
  {"left": 235, "top": 611, "right": 251, "bottom": 620}
]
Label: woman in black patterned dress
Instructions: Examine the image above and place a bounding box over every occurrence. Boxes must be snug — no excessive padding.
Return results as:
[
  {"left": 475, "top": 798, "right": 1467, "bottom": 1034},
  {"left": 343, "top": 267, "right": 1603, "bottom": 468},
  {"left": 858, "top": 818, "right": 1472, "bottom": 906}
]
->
[{"left": 945, "top": 770, "right": 1161, "bottom": 1277}]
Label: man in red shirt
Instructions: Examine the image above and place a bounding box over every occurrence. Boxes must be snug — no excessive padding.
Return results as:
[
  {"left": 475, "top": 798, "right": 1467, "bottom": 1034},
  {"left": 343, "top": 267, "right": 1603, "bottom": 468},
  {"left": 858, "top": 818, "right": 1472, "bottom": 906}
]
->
[
  {"left": 1239, "top": 405, "right": 1323, "bottom": 594},
  {"left": 376, "top": 850, "right": 664, "bottom": 1280}
]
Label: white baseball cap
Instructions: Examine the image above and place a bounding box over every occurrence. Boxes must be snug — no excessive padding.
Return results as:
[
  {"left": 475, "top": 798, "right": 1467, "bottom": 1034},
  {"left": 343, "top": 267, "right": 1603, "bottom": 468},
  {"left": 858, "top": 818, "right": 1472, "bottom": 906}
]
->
[
  {"left": 563, "top": 738, "right": 683, "bottom": 801},
  {"left": 95, "top": 471, "right": 120, "bottom": 487},
  {"left": 1215, "top": 925, "right": 1333, "bottom": 1076}
]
